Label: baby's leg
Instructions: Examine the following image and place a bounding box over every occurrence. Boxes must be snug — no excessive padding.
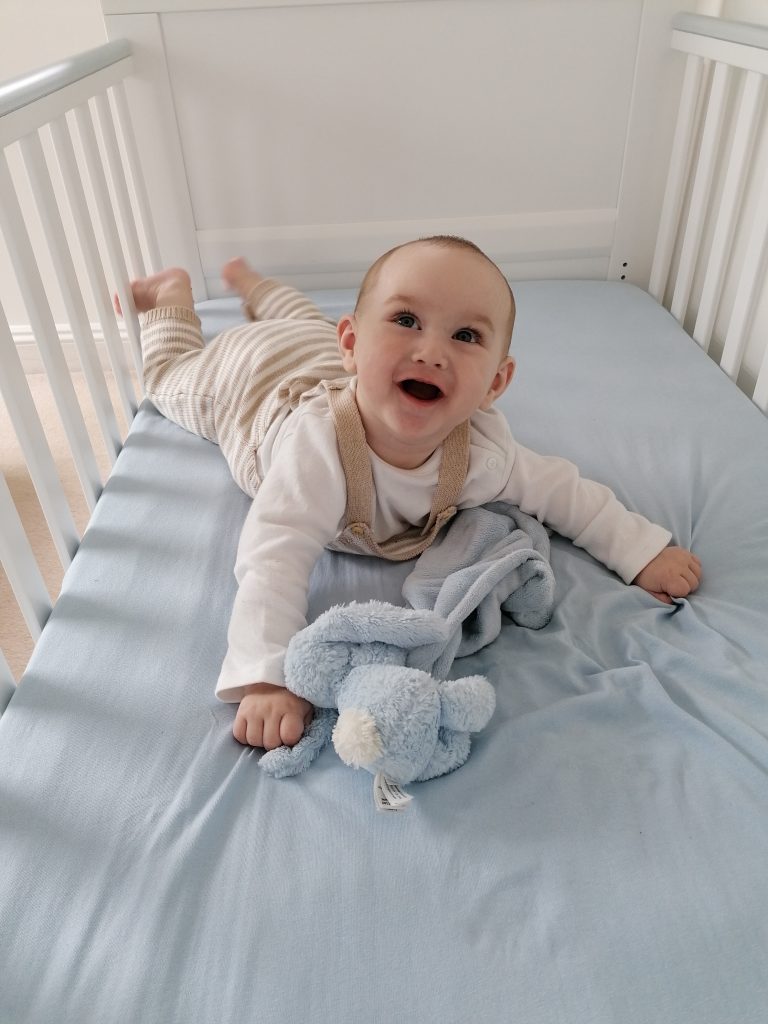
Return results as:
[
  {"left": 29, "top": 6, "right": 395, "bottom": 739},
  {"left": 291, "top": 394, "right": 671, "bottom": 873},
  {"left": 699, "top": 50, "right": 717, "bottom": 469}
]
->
[
  {"left": 114, "top": 267, "right": 194, "bottom": 316},
  {"left": 120, "top": 269, "right": 221, "bottom": 446},
  {"left": 221, "top": 257, "right": 264, "bottom": 303},
  {"left": 222, "top": 257, "right": 336, "bottom": 326}
]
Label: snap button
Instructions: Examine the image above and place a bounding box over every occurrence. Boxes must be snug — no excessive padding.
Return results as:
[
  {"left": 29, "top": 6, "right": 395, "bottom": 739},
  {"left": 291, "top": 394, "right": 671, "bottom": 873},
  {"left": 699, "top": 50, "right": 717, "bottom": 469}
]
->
[{"left": 486, "top": 457, "right": 498, "bottom": 470}]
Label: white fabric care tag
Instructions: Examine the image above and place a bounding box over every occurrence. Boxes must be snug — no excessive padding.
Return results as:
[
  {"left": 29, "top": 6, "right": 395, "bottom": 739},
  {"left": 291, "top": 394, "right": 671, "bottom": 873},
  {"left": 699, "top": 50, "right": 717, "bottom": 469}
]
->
[{"left": 373, "top": 772, "right": 413, "bottom": 812}]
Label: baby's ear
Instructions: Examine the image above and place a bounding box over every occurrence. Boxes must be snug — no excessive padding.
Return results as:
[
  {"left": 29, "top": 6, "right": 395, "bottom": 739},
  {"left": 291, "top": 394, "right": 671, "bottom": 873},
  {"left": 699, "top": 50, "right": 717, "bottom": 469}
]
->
[
  {"left": 337, "top": 314, "right": 358, "bottom": 373},
  {"left": 480, "top": 355, "right": 515, "bottom": 410}
]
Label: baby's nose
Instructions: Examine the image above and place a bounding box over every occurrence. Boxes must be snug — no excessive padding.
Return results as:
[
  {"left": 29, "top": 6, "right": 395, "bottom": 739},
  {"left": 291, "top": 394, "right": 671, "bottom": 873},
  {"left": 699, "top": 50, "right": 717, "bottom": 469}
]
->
[{"left": 412, "top": 332, "right": 447, "bottom": 366}]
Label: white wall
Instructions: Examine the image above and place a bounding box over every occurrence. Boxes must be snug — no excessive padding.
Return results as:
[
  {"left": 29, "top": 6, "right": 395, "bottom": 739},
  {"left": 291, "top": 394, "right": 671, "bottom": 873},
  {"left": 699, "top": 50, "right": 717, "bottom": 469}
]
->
[
  {"left": 723, "top": 0, "right": 768, "bottom": 23},
  {"left": 0, "top": 0, "right": 107, "bottom": 80}
]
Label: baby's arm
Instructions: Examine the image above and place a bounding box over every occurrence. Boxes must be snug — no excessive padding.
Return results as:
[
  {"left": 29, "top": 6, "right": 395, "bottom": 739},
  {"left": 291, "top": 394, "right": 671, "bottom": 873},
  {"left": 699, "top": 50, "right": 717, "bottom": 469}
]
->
[
  {"left": 216, "top": 417, "right": 346, "bottom": 747},
  {"left": 498, "top": 442, "right": 700, "bottom": 598}
]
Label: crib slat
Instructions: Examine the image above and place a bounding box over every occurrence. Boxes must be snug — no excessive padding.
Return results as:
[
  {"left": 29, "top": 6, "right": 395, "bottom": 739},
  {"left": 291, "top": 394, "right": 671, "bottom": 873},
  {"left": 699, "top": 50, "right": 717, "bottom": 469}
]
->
[
  {"left": 93, "top": 91, "right": 145, "bottom": 279},
  {"left": 0, "top": 470, "right": 52, "bottom": 642},
  {"left": 719, "top": 170, "right": 768, "bottom": 381},
  {"left": 693, "top": 69, "right": 764, "bottom": 352},
  {"left": 19, "top": 129, "right": 122, "bottom": 464},
  {"left": 671, "top": 61, "right": 731, "bottom": 324},
  {"left": 72, "top": 102, "right": 143, "bottom": 380},
  {"left": 0, "top": 306, "right": 79, "bottom": 568},
  {"left": 649, "top": 54, "right": 705, "bottom": 302},
  {"left": 0, "top": 149, "right": 101, "bottom": 513},
  {"left": 48, "top": 115, "right": 139, "bottom": 421},
  {"left": 111, "top": 81, "right": 161, "bottom": 273}
]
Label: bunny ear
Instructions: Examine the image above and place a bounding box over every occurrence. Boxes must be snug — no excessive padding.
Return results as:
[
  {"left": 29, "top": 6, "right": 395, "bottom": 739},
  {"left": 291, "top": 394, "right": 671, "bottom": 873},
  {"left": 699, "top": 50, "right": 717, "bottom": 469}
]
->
[
  {"left": 284, "top": 623, "right": 355, "bottom": 706},
  {"left": 285, "top": 601, "right": 452, "bottom": 707},
  {"left": 439, "top": 676, "right": 496, "bottom": 733},
  {"left": 300, "top": 600, "right": 450, "bottom": 651}
]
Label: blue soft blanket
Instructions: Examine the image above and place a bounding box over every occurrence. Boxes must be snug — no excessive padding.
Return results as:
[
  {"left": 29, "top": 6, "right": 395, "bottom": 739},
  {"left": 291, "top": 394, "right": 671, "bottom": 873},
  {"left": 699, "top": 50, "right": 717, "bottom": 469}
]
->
[{"left": 403, "top": 501, "right": 554, "bottom": 676}]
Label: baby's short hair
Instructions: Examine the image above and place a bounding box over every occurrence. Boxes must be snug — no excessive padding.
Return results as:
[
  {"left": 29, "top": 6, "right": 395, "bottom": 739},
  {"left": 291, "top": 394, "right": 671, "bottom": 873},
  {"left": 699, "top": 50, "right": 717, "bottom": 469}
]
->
[{"left": 355, "top": 235, "right": 516, "bottom": 353}]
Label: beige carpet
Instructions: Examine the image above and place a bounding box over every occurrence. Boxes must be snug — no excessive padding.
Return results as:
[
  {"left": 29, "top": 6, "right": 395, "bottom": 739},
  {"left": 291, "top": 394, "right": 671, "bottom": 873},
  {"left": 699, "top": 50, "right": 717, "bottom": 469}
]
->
[{"left": 1, "top": 371, "right": 138, "bottom": 682}]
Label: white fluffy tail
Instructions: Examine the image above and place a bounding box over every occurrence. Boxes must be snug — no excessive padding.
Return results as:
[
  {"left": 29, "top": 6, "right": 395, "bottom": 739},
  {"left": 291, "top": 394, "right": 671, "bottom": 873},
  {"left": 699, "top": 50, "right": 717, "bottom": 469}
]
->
[{"left": 332, "top": 709, "right": 383, "bottom": 768}]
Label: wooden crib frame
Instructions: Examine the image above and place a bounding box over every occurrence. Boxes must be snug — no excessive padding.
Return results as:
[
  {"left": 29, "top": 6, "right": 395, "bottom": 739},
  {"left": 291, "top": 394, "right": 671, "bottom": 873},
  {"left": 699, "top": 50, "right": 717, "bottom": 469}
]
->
[{"left": 1, "top": 7, "right": 768, "bottom": 698}]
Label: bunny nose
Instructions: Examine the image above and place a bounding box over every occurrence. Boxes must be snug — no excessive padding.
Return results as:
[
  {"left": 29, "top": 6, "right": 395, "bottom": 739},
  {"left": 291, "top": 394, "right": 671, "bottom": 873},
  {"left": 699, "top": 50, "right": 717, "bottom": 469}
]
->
[{"left": 333, "top": 709, "right": 383, "bottom": 767}]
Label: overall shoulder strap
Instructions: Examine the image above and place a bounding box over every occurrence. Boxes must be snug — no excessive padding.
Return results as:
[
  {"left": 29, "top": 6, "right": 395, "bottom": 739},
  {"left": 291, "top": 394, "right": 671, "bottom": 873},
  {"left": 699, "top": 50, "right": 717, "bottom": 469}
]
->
[
  {"left": 325, "top": 381, "right": 471, "bottom": 560},
  {"left": 324, "top": 381, "right": 375, "bottom": 529}
]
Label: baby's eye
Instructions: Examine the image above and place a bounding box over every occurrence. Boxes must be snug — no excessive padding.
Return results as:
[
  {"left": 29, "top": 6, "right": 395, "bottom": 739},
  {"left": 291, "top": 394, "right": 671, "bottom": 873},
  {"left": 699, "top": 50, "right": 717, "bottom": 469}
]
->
[
  {"left": 454, "top": 328, "right": 480, "bottom": 344},
  {"left": 395, "top": 312, "right": 419, "bottom": 329}
]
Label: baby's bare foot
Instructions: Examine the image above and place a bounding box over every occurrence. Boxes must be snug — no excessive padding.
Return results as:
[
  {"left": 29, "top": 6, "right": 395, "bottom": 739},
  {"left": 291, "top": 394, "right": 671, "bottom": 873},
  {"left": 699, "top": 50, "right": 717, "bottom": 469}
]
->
[
  {"left": 221, "top": 257, "right": 265, "bottom": 300},
  {"left": 114, "top": 268, "right": 194, "bottom": 316}
]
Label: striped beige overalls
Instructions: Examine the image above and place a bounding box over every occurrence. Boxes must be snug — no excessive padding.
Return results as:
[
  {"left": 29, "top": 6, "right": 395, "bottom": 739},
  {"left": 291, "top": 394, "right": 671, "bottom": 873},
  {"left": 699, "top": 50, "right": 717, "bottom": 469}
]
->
[{"left": 140, "top": 280, "right": 470, "bottom": 560}]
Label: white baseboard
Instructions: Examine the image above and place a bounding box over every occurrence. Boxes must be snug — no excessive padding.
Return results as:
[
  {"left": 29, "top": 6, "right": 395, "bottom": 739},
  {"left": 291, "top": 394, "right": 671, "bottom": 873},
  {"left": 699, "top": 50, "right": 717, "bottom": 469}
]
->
[
  {"left": 197, "top": 210, "right": 616, "bottom": 291},
  {"left": 11, "top": 323, "right": 130, "bottom": 376}
]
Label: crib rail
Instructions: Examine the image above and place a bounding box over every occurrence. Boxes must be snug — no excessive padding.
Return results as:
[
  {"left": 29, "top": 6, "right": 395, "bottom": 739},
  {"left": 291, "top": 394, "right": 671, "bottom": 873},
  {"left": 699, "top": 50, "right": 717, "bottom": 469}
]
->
[
  {"left": 0, "top": 41, "right": 158, "bottom": 689},
  {"left": 651, "top": 14, "right": 768, "bottom": 413}
]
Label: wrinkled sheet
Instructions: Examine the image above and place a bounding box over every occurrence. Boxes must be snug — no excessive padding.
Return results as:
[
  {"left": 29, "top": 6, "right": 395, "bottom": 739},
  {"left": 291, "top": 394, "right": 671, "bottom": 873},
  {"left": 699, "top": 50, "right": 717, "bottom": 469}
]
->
[{"left": 1, "top": 282, "right": 767, "bottom": 1024}]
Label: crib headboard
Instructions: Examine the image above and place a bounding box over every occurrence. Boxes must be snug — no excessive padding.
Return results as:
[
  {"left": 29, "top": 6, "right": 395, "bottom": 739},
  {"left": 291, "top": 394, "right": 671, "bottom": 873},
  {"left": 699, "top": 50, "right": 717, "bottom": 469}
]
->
[{"left": 99, "top": 0, "right": 687, "bottom": 295}]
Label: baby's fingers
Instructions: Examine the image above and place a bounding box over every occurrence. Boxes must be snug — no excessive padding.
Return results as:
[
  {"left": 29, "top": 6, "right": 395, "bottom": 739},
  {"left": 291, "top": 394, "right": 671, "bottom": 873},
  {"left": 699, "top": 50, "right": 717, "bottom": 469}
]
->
[
  {"left": 280, "top": 710, "right": 311, "bottom": 747},
  {"left": 234, "top": 710, "right": 265, "bottom": 747},
  {"left": 684, "top": 565, "right": 701, "bottom": 591},
  {"left": 667, "top": 549, "right": 702, "bottom": 594},
  {"left": 662, "top": 568, "right": 701, "bottom": 598},
  {"left": 233, "top": 714, "right": 248, "bottom": 745}
]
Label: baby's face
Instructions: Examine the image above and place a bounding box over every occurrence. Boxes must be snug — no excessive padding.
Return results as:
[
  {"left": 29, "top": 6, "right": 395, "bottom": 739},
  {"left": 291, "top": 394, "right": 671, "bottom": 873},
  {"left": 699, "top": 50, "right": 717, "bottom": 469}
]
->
[{"left": 337, "top": 243, "right": 515, "bottom": 469}]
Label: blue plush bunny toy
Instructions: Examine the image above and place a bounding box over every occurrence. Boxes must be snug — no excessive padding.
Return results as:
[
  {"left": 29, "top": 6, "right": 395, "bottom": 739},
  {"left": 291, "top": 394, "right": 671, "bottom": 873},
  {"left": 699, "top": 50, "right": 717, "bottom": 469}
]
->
[
  {"left": 259, "top": 601, "right": 497, "bottom": 784},
  {"left": 258, "top": 504, "right": 556, "bottom": 788}
]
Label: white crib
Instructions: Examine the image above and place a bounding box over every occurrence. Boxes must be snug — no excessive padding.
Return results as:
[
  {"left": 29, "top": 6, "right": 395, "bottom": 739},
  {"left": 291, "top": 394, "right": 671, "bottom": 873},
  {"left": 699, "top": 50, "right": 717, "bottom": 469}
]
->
[{"left": 1, "top": 7, "right": 768, "bottom": 1022}]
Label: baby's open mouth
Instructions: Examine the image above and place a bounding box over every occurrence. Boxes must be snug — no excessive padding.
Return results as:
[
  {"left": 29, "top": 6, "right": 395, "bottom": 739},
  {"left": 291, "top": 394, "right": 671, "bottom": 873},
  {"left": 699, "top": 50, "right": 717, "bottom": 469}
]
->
[{"left": 399, "top": 379, "right": 443, "bottom": 402}]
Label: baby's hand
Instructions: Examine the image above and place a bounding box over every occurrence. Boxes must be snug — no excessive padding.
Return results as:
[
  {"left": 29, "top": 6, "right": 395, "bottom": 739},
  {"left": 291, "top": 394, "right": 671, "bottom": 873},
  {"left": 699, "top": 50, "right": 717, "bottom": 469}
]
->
[
  {"left": 233, "top": 682, "right": 314, "bottom": 749},
  {"left": 632, "top": 546, "right": 702, "bottom": 604}
]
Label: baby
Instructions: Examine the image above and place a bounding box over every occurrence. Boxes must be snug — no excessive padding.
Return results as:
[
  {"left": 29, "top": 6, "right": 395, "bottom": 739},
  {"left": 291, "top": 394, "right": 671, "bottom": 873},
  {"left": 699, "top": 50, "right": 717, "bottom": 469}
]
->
[{"left": 124, "top": 236, "right": 701, "bottom": 751}]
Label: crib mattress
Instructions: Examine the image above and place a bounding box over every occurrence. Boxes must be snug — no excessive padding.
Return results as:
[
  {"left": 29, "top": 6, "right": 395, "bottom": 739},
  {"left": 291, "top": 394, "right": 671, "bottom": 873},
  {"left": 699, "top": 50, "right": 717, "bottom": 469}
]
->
[{"left": 1, "top": 281, "right": 767, "bottom": 1023}]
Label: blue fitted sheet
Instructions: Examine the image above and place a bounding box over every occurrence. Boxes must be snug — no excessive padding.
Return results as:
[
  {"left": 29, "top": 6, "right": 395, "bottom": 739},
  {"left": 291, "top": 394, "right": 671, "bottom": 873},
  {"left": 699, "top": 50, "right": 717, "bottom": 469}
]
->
[{"left": 1, "top": 281, "right": 767, "bottom": 1023}]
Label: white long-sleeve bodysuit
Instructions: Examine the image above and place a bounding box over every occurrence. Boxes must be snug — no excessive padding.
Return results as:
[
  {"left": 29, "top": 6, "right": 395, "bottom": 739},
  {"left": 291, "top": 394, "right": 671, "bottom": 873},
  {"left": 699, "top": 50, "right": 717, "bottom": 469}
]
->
[{"left": 216, "top": 378, "right": 671, "bottom": 700}]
